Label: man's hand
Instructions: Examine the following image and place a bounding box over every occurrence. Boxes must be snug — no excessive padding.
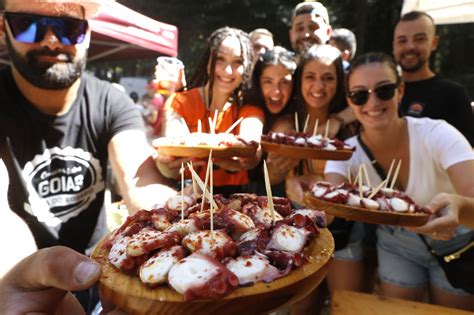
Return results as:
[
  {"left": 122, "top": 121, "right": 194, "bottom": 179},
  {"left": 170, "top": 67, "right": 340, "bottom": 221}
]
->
[{"left": 0, "top": 246, "right": 101, "bottom": 314}]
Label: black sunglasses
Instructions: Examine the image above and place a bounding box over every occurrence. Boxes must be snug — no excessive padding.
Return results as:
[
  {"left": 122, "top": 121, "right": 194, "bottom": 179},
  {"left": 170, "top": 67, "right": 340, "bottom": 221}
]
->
[
  {"left": 4, "top": 11, "right": 88, "bottom": 45},
  {"left": 347, "top": 83, "right": 399, "bottom": 106}
]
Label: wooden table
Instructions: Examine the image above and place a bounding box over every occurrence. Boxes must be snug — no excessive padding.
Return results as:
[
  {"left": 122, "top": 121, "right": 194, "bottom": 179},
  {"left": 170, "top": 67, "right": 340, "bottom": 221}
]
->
[{"left": 331, "top": 290, "right": 472, "bottom": 315}]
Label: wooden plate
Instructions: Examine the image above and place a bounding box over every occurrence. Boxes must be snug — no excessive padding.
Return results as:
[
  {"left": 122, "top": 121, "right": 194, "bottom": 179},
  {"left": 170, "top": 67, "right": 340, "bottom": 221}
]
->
[
  {"left": 157, "top": 145, "right": 257, "bottom": 159},
  {"left": 91, "top": 228, "right": 334, "bottom": 315},
  {"left": 261, "top": 141, "right": 353, "bottom": 161},
  {"left": 303, "top": 192, "right": 430, "bottom": 227}
]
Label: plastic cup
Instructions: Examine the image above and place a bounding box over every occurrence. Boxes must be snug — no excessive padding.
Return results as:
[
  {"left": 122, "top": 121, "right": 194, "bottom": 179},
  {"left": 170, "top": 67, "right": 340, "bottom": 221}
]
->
[{"left": 155, "top": 57, "right": 185, "bottom": 96}]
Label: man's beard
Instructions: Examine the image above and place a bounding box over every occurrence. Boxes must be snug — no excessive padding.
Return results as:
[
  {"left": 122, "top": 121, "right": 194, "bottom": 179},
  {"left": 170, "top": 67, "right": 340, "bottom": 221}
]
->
[
  {"left": 397, "top": 50, "right": 426, "bottom": 73},
  {"left": 6, "top": 35, "right": 86, "bottom": 89}
]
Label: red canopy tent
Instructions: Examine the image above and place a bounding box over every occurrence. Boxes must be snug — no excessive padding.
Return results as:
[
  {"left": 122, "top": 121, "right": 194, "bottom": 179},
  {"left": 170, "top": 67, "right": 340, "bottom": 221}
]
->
[
  {"left": 88, "top": 2, "right": 178, "bottom": 62},
  {"left": 0, "top": 2, "right": 178, "bottom": 65}
]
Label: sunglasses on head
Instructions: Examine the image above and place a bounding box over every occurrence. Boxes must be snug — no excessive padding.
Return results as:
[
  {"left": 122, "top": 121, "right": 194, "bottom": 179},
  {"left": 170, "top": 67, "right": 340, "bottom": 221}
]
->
[
  {"left": 4, "top": 12, "right": 88, "bottom": 45},
  {"left": 347, "top": 83, "right": 399, "bottom": 106}
]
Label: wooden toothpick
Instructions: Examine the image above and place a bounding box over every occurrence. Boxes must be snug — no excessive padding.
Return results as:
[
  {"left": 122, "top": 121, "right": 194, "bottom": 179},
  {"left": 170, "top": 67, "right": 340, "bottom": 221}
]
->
[
  {"left": 208, "top": 117, "right": 215, "bottom": 134},
  {"left": 180, "top": 162, "right": 184, "bottom": 221},
  {"left": 384, "top": 159, "right": 396, "bottom": 188},
  {"left": 187, "top": 162, "right": 218, "bottom": 209},
  {"left": 312, "top": 119, "right": 319, "bottom": 136},
  {"left": 213, "top": 109, "right": 218, "bottom": 130},
  {"left": 390, "top": 159, "right": 402, "bottom": 189},
  {"left": 210, "top": 159, "right": 214, "bottom": 236},
  {"left": 224, "top": 117, "right": 244, "bottom": 134},
  {"left": 368, "top": 179, "right": 388, "bottom": 199},
  {"left": 189, "top": 161, "right": 199, "bottom": 200},
  {"left": 181, "top": 118, "right": 190, "bottom": 135},
  {"left": 303, "top": 114, "right": 310, "bottom": 134},
  {"left": 263, "top": 160, "right": 276, "bottom": 225},
  {"left": 294, "top": 112, "right": 299, "bottom": 133},
  {"left": 197, "top": 119, "right": 202, "bottom": 134},
  {"left": 324, "top": 119, "right": 330, "bottom": 138},
  {"left": 347, "top": 166, "right": 352, "bottom": 184},
  {"left": 362, "top": 163, "right": 371, "bottom": 187},
  {"left": 200, "top": 150, "right": 213, "bottom": 212},
  {"left": 357, "top": 165, "right": 363, "bottom": 199}
]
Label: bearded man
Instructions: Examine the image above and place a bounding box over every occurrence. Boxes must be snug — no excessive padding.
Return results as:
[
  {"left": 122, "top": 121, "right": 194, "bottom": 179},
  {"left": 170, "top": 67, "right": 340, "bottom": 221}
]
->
[{"left": 393, "top": 11, "right": 473, "bottom": 145}]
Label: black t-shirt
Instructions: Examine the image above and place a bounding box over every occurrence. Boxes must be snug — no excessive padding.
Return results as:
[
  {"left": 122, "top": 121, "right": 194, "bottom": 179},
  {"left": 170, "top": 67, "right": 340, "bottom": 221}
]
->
[
  {"left": 400, "top": 75, "right": 474, "bottom": 145},
  {"left": 0, "top": 68, "right": 145, "bottom": 253}
]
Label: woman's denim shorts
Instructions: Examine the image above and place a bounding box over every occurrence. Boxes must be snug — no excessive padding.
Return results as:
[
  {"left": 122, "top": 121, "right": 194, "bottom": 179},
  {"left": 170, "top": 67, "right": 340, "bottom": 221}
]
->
[
  {"left": 376, "top": 225, "right": 471, "bottom": 295},
  {"left": 333, "top": 221, "right": 365, "bottom": 261}
]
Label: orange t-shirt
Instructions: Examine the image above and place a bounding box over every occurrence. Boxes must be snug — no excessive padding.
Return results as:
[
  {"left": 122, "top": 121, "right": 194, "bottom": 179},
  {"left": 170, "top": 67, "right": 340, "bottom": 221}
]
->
[{"left": 164, "top": 88, "right": 264, "bottom": 187}]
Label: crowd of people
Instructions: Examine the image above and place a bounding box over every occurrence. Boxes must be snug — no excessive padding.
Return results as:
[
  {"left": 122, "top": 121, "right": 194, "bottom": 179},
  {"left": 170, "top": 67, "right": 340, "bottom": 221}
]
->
[{"left": 0, "top": 0, "right": 472, "bottom": 314}]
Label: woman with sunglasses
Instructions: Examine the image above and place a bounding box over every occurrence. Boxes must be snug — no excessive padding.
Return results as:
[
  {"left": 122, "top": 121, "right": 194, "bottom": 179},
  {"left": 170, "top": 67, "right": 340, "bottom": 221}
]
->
[
  {"left": 246, "top": 46, "right": 298, "bottom": 195},
  {"left": 155, "top": 27, "right": 264, "bottom": 196},
  {"left": 325, "top": 52, "right": 474, "bottom": 310}
]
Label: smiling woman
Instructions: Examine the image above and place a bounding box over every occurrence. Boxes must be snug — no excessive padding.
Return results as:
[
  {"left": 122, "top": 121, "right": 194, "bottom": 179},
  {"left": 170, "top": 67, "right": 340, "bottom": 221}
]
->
[
  {"left": 156, "top": 27, "right": 264, "bottom": 197},
  {"left": 324, "top": 52, "right": 474, "bottom": 310}
]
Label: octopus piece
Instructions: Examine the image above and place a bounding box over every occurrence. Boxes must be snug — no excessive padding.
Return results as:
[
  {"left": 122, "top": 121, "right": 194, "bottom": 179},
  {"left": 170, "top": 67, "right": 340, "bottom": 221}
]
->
[
  {"left": 380, "top": 187, "right": 396, "bottom": 198},
  {"left": 139, "top": 245, "right": 187, "bottom": 287},
  {"left": 294, "top": 137, "right": 307, "bottom": 147},
  {"left": 225, "top": 253, "right": 283, "bottom": 286},
  {"left": 243, "top": 203, "right": 283, "bottom": 228},
  {"left": 307, "top": 135, "right": 324, "bottom": 148},
  {"left": 322, "top": 189, "right": 349, "bottom": 204},
  {"left": 267, "top": 224, "right": 309, "bottom": 253},
  {"left": 389, "top": 197, "right": 409, "bottom": 213},
  {"left": 290, "top": 209, "right": 326, "bottom": 228},
  {"left": 168, "top": 253, "right": 239, "bottom": 301},
  {"left": 126, "top": 228, "right": 181, "bottom": 257},
  {"left": 106, "top": 209, "right": 154, "bottom": 248},
  {"left": 182, "top": 230, "right": 237, "bottom": 260},
  {"left": 237, "top": 227, "right": 269, "bottom": 256},
  {"left": 360, "top": 198, "right": 380, "bottom": 210},
  {"left": 229, "top": 193, "right": 259, "bottom": 206},
  {"left": 310, "top": 181, "right": 333, "bottom": 198},
  {"left": 214, "top": 207, "right": 255, "bottom": 238},
  {"left": 258, "top": 196, "right": 292, "bottom": 217},
  {"left": 108, "top": 236, "right": 148, "bottom": 273},
  {"left": 346, "top": 193, "right": 362, "bottom": 207},
  {"left": 166, "top": 218, "right": 201, "bottom": 238},
  {"left": 166, "top": 195, "right": 195, "bottom": 213}
]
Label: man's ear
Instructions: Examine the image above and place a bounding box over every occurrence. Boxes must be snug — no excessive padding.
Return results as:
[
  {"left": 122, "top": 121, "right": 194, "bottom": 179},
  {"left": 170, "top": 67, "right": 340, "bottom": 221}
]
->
[
  {"left": 431, "top": 35, "right": 439, "bottom": 52},
  {"left": 0, "top": 15, "right": 5, "bottom": 47}
]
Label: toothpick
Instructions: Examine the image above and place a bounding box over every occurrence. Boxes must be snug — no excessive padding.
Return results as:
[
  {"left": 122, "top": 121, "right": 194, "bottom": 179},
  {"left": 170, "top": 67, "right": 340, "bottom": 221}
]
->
[
  {"left": 213, "top": 109, "right": 218, "bottom": 130},
  {"left": 190, "top": 161, "right": 199, "bottom": 200},
  {"left": 263, "top": 160, "right": 276, "bottom": 226},
  {"left": 324, "top": 119, "right": 330, "bottom": 138},
  {"left": 208, "top": 117, "right": 215, "bottom": 134},
  {"left": 312, "top": 119, "right": 319, "bottom": 136},
  {"left": 187, "top": 162, "right": 218, "bottom": 209},
  {"left": 347, "top": 166, "right": 352, "bottom": 184},
  {"left": 180, "top": 163, "right": 184, "bottom": 221},
  {"left": 390, "top": 159, "right": 402, "bottom": 189},
  {"left": 294, "top": 112, "right": 299, "bottom": 133},
  {"left": 358, "top": 165, "right": 363, "bottom": 199},
  {"left": 368, "top": 179, "right": 388, "bottom": 199},
  {"left": 181, "top": 118, "right": 190, "bottom": 135},
  {"left": 384, "top": 159, "right": 396, "bottom": 188},
  {"left": 362, "top": 163, "right": 371, "bottom": 187},
  {"left": 197, "top": 119, "right": 202, "bottom": 134},
  {"left": 210, "top": 159, "right": 214, "bottom": 237},
  {"left": 224, "top": 117, "right": 244, "bottom": 134},
  {"left": 200, "top": 151, "right": 213, "bottom": 212},
  {"left": 303, "top": 114, "right": 310, "bottom": 134}
]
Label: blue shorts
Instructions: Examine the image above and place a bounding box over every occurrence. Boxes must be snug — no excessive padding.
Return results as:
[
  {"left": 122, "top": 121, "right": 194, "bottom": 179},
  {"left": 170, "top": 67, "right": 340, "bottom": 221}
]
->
[
  {"left": 333, "top": 221, "right": 364, "bottom": 261},
  {"left": 377, "top": 226, "right": 471, "bottom": 295}
]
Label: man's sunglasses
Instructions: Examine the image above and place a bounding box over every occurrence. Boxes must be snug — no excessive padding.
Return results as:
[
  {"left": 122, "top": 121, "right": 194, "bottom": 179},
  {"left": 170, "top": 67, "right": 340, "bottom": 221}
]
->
[
  {"left": 347, "top": 83, "right": 399, "bottom": 106},
  {"left": 4, "top": 12, "right": 88, "bottom": 45}
]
